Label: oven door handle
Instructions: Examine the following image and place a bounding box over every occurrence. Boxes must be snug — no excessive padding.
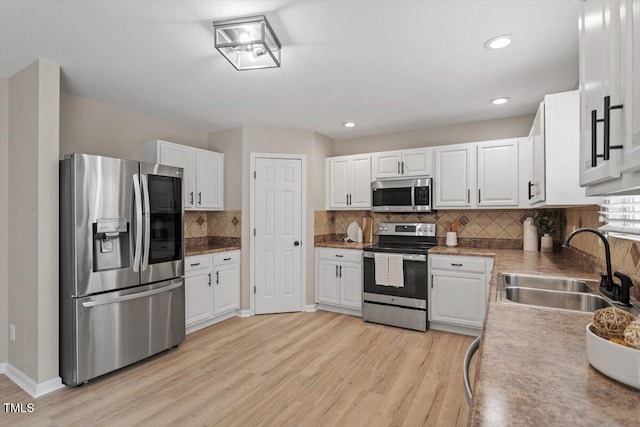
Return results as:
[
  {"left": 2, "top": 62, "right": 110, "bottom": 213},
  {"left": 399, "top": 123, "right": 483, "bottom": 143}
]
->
[
  {"left": 363, "top": 252, "right": 426, "bottom": 262},
  {"left": 411, "top": 184, "right": 416, "bottom": 211}
]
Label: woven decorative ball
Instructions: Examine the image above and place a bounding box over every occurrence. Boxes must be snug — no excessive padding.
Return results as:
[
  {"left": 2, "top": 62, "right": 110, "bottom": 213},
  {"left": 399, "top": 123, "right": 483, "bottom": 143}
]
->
[
  {"left": 623, "top": 320, "right": 640, "bottom": 349},
  {"left": 591, "top": 307, "right": 635, "bottom": 339}
]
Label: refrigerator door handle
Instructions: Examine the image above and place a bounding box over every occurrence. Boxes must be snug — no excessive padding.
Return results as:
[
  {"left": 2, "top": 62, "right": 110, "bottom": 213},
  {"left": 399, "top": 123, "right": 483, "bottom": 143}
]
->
[
  {"left": 81, "top": 281, "right": 182, "bottom": 307},
  {"left": 141, "top": 174, "right": 151, "bottom": 271},
  {"left": 132, "top": 174, "right": 143, "bottom": 272}
]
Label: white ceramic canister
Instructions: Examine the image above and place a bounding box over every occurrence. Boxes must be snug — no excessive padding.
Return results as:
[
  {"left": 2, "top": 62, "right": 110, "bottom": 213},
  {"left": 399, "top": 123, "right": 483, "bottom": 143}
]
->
[
  {"left": 541, "top": 234, "right": 553, "bottom": 253},
  {"left": 445, "top": 232, "right": 457, "bottom": 247},
  {"left": 523, "top": 218, "right": 538, "bottom": 251}
]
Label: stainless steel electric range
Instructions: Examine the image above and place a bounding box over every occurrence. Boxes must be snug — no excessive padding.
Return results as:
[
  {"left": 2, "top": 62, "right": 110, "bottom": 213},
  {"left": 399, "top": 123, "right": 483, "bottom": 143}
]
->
[{"left": 362, "top": 222, "right": 436, "bottom": 331}]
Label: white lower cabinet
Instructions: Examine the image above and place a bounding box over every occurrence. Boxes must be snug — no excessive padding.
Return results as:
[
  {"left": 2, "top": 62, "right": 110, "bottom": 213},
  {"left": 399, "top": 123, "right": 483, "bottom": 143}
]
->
[
  {"left": 185, "top": 255, "right": 214, "bottom": 326},
  {"left": 316, "top": 248, "right": 362, "bottom": 314},
  {"left": 185, "top": 250, "right": 240, "bottom": 333},
  {"left": 428, "top": 254, "right": 493, "bottom": 336}
]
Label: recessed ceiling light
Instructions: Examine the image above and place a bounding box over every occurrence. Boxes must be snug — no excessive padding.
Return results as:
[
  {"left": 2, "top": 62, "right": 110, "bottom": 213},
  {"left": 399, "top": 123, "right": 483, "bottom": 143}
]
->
[
  {"left": 342, "top": 122, "right": 356, "bottom": 128},
  {"left": 490, "top": 97, "right": 511, "bottom": 105},
  {"left": 484, "top": 34, "right": 513, "bottom": 50}
]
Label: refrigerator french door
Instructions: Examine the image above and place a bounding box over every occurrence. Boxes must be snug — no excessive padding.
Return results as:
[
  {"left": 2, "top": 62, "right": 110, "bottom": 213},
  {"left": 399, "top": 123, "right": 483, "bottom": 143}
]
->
[{"left": 60, "top": 154, "right": 185, "bottom": 386}]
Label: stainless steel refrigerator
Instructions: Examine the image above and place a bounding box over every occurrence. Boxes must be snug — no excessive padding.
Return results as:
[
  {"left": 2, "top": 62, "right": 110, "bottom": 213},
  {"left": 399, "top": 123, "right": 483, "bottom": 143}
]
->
[{"left": 59, "top": 153, "right": 185, "bottom": 386}]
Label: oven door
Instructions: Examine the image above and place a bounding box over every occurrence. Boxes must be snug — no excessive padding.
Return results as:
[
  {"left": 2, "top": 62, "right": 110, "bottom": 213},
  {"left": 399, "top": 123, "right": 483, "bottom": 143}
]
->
[{"left": 363, "top": 252, "right": 427, "bottom": 302}]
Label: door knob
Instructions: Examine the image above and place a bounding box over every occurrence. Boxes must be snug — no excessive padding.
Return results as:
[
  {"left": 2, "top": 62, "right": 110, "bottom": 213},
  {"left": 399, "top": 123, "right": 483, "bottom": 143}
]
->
[{"left": 294, "top": 241, "right": 300, "bottom": 246}]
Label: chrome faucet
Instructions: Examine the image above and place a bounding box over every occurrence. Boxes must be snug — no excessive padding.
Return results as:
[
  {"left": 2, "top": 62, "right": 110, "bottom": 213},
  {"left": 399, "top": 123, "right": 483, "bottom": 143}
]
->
[{"left": 563, "top": 228, "right": 633, "bottom": 306}]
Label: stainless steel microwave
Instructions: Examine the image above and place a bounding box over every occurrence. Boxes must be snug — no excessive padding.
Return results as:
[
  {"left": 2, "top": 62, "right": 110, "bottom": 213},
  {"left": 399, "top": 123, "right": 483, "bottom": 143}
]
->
[{"left": 371, "top": 177, "right": 432, "bottom": 212}]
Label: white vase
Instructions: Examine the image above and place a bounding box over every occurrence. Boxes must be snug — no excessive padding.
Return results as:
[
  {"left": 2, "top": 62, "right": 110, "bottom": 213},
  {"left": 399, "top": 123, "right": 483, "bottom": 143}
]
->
[
  {"left": 446, "top": 232, "right": 457, "bottom": 247},
  {"left": 541, "top": 234, "right": 553, "bottom": 253}
]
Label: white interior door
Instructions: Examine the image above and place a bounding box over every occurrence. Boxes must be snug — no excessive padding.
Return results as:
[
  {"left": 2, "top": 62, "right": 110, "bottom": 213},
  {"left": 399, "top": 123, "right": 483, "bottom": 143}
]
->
[{"left": 254, "top": 158, "right": 303, "bottom": 314}]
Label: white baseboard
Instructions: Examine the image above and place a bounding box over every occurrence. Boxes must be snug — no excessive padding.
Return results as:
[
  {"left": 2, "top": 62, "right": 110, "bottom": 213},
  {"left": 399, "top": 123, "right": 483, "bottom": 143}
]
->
[
  {"left": 186, "top": 310, "right": 242, "bottom": 335},
  {"left": 429, "top": 322, "right": 481, "bottom": 337},
  {"left": 238, "top": 309, "right": 253, "bottom": 318},
  {"left": 303, "top": 304, "right": 318, "bottom": 312},
  {"left": 0, "top": 362, "right": 6, "bottom": 374},
  {"left": 4, "top": 364, "right": 64, "bottom": 398},
  {"left": 316, "top": 303, "right": 362, "bottom": 317}
]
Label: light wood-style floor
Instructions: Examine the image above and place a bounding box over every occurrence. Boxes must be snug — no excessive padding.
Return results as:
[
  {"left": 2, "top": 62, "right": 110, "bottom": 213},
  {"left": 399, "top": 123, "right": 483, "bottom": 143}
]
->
[{"left": 1, "top": 311, "right": 476, "bottom": 427}]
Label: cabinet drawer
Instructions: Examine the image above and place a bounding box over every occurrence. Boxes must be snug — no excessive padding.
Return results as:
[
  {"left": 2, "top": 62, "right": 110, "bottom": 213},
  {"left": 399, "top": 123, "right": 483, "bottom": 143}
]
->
[
  {"left": 185, "top": 255, "right": 211, "bottom": 274},
  {"left": 430, "top": 255, "right": 487, "bottom": 274},
  {"left": 317, "top": 248, "right": 363, "bottom": 263},
  {"left": 213, "top": 250, "right": 240, "bottom": 266}
]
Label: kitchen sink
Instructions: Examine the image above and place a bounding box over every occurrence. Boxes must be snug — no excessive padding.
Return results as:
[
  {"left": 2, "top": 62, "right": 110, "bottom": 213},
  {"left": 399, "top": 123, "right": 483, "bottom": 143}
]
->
[
  {"left": 502, "top": 287, "right": 612, "bottom": 313},
  {"left": 501, "top": 273, "right": 596, "bottom": 293}
]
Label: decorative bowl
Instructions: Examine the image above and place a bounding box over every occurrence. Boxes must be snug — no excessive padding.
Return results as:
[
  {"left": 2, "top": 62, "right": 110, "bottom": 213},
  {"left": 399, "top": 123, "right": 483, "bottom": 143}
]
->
[{"left": 586, "top": 323, "right": 640, "bottom": 389}]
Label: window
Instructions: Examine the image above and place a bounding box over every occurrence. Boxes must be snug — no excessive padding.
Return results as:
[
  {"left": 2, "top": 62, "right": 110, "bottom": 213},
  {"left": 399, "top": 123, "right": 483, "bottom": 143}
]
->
[{"left": 599, "top": 195, "right": 640, "bottom": 241}]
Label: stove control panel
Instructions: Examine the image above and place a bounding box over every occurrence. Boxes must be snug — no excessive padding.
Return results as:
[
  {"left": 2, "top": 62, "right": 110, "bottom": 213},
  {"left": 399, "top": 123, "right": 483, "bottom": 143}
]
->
[{"left": 377, "top": 223, "right": 436, "bottom": 237}]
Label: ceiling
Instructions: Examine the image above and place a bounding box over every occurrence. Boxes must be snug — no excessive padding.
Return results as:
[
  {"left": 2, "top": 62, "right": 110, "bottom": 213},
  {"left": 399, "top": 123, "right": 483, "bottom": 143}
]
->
[{"left": 0, "top": 0, "right": 580, "bottom": 139}]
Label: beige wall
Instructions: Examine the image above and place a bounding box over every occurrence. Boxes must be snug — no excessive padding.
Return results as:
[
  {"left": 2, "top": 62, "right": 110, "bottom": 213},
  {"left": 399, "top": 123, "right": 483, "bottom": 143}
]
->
[
  {"left": 333, "top": 114, "right": 535, "bottom": 156},
  {"left": 208, "top": 127, "right": 243, "bottom": 210},
  {"left": 311, "top": 132, "right": 335, "bottom": 210},
  {"left": 60, "top": 91, "right": 209, "bottom": 161},
  {"left": 8, "top": 60, "right": 60, "bottom": 383},
  {"left": 0, "top": 78, "right": 8, "bottom": 365}
]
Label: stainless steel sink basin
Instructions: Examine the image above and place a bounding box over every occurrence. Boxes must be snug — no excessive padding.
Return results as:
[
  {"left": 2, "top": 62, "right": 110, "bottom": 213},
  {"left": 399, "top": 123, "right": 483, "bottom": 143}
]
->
[
  {"left": 501, "top": 273, "right": 596, "bottom": 293},
  {"left": 502, "top": 287, "right": 612, "bottom": 312}
]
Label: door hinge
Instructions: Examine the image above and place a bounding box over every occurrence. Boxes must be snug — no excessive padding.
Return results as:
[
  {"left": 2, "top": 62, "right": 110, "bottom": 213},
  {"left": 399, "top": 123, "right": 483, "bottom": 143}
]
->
[
  {"left": 253, "top": 228, "right": 256, "bottom": 236},
  {"left": 253, "top": 171, "right": 256, "bottom": 179},
  {"left": 254, "top": 285, "right": 256, "bottom": 294}
]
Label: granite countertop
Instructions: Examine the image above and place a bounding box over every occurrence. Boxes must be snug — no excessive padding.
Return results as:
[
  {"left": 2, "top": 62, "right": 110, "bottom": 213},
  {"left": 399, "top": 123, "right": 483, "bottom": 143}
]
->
[
  {"left": 315, "top": 240, "right": 372, "bottom": 250},
  {"left": 185, "top": 244, "right": 241, "bottom": 257},
  {"left": 460, "top": 248, "right": 640, "bottom": 426}
]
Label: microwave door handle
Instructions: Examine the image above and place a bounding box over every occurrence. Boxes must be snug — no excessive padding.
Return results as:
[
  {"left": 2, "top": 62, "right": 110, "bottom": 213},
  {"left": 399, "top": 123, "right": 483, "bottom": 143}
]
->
[
  {"left": 411, "top": 184, "right": 416, "bottom": 210},
  {"left": 141, "top": 174, "right": 151, "bottom": 271},
  {"left": 132, "top": 174, "right": 143, "bottom": 272}
]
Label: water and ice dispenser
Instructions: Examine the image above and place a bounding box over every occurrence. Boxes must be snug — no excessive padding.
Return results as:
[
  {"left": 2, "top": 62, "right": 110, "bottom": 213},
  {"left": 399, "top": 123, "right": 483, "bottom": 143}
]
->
[{"left": 93, "top": 218, "right": 130, "bottom": 271}]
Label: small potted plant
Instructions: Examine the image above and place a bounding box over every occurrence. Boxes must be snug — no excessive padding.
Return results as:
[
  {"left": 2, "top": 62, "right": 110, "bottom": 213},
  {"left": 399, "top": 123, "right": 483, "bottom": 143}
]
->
[{"left": 532, "top": 210, "right": 559, "bottom": 252}]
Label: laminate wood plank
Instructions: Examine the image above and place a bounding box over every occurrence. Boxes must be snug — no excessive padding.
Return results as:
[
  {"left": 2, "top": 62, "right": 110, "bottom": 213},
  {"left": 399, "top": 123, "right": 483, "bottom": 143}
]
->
[{"left": 0, "top": 311, "right": 475, "bottom": 427}]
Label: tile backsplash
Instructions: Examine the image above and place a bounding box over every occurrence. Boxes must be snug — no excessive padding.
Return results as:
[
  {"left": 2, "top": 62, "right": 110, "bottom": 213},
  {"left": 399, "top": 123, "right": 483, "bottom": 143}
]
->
[
  {"left": 316, "top": 209, "right": 538, "bottom": 247},
  {"left": 184, "top": 210, "right": 241, "bottom": 239}
]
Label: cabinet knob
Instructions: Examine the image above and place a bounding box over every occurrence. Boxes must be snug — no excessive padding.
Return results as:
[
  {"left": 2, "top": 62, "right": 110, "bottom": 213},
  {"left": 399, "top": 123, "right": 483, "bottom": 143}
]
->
[{"left": 294, "top": 241, "right": 300, "bottom": 246}]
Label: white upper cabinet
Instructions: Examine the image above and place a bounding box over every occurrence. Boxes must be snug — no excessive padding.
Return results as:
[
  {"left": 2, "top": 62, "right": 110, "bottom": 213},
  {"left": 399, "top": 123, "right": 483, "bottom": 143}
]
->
[
  {"left": 326, "top": 154, "right": 371, "bottom": 210},
  {"left": 526, "top": 91, "right": 600, "bottom": 206},
  {"left": 195, "top": 150, "right": 224, "bottom": 210},
  {"left": 142, "top": 140, "right": 224, "bottom": 210},
  {"left": 371, "top": 148, "right": 433, "bottom": 180},
  {"left": 476, "top": 139, "right": 519, "bottom": 207},
  {"left": 434, "top": 144, "right": 474, "bottom": 208},
  {"left": 579, "top": 0, "right": 640, "bottom": 195}
]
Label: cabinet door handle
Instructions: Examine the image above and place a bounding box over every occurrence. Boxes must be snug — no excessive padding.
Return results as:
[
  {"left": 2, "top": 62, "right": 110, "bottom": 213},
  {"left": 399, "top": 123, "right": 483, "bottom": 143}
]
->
[
  {"left": 401, "top": 161, "right": 405, "bottom": 174},
  {"left": 336, "top": 265, "right": 339, "bottom": 277},
  {"left": 467, "top": 189, "right": 470, "bottom": 204},
  {"left": 603, "top": 95, "right": 624, "bottom": 161},
  {"left": 335, "top": 254, "right": 344, "bottom": 258},
  {"left": 216, "top": 271, "right": 219, "bottom": 284},
  {"left": 478, "top": 189, "right": 481, "bottom": 203},
  {"left": 349, "top": 194, "right": 352, "bottom": 205},
  {"left": 339, "top": 265, "right": 342, "bottom": 277},
  {"left": 198, "top": 192, "right": 202, "bottom": 205},
  {"left": 591, "top": 109, "right": 598, "bottom": 167},
  {"left": 528, "top": 181, "right": 534, "bottom": 200},
  {"left": 451, "top": 263, "right": 463, "bottom": 267},
  {"left": 223, "top": 257, "right": 231, "bottom": 261},
  {"left": 190, "top": 191, "right": 194, "bottom": 205},
  {"left": 431, "top": 274, "right": 434, "bottom": 289},
  {"left": 208, "top": 272, "right": 211, "bottom": 286},
  {"left": 397, "top": 161, "right": 401, "bottom": 174}
]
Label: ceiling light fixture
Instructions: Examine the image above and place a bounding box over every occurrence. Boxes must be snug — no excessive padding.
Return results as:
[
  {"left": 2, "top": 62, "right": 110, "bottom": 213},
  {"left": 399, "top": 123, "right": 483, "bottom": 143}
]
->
[
  {"left": 342, "top": 122, "right": 357, "bottom": 128},
  {"left": 484, "top": 34, "right": 513, "bottom": 50},
  {"left": 212, "top": 15, "right": 281, "bottom": 70},
  {"left": 490, "top": 97, "right": 511, "bottom": 105}
]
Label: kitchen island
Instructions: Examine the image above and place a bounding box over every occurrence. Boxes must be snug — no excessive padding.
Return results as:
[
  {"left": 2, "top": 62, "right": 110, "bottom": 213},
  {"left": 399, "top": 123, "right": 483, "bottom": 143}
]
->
[{"left": 429, "top": 247, "right": 640, "bottom": 426}]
